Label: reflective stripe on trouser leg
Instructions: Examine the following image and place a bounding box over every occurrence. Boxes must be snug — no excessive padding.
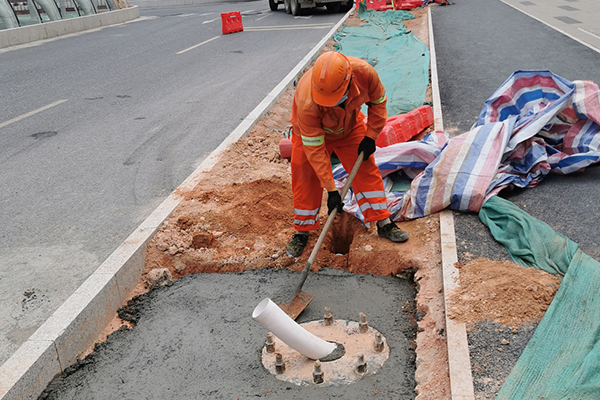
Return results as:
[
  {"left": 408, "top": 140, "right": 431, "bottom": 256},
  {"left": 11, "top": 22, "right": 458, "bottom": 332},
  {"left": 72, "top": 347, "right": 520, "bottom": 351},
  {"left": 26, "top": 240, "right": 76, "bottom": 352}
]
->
[
  {"left": 356, "top": 190, "right": 389, "bottom": 215},
  {"left": 291, "top": 133, "right": 322, "bottom": 232},
  {"left": 327, "top": 121, "right": 391, "bottom": 224}
]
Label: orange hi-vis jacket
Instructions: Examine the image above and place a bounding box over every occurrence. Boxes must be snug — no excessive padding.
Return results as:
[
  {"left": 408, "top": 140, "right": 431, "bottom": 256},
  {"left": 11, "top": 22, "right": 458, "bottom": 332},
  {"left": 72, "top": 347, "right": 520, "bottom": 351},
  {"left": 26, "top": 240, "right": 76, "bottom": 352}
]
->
[
  {"left": 289, "top": 56, "right": 391, "bottom": 231},
  {"left": 290, "top": 56, "right": 388, "bottom": 192}
]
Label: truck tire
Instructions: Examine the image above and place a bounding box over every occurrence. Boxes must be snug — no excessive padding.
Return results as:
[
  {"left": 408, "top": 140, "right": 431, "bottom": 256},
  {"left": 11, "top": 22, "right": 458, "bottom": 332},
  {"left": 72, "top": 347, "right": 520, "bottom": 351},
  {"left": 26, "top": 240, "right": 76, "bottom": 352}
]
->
[
  {"left": 284, "top": 0, "right": 291, "bottom": 13},
  {"left": 326, "top": 1, "right": 341, "bottom": 12},
  {"left": 290, "top": 0, "right": 303, "bottom": 15},
  {"left": 340, "top": 1, "right": 352, "bottom": 11},
  {"left": 269, "top": 0, "right": 278, "bottom": 10}
]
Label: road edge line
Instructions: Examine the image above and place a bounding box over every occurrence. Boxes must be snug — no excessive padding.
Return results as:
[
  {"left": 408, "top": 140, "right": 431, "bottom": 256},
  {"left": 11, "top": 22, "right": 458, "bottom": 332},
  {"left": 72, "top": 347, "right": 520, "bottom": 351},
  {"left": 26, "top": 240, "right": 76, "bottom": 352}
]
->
[
  {"left": 0, "top": 9, "right": 353, "bottom": 400},
  {"left": 429, "top": 6, "right": 475, "bottom": 400}
]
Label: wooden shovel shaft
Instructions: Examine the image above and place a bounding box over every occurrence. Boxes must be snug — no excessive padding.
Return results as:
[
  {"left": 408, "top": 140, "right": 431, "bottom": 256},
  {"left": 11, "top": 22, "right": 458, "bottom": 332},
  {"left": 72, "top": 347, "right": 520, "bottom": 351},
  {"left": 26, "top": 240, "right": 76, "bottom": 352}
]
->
[{"left": 289, "top": 152, "right": 365, "bottom": 301}]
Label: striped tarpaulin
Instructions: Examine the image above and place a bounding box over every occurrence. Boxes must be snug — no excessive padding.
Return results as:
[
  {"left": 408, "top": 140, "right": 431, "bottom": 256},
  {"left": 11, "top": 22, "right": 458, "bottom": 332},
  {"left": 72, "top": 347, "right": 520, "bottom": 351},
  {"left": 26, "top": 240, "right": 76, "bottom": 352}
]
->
[{"left": 333, "top": 71, "right": 600, "bottom": 223}]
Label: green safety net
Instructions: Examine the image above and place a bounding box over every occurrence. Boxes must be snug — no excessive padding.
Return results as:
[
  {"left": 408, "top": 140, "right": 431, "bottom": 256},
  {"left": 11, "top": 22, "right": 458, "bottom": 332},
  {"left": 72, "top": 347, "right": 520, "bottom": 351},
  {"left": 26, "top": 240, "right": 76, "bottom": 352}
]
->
[
  {"left": 479, "top": 196, "right": 600, "bottom": 400},
  {"left": 333, "top": 2, "right": 430, "bottom": 116}
]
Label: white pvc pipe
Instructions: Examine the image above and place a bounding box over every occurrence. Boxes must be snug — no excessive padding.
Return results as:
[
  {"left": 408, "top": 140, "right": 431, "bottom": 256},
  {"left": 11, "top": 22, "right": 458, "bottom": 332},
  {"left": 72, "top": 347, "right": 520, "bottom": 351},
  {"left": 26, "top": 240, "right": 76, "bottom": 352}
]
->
[{"left": 252, "top": 298, "right": 336, "bottom": 360}]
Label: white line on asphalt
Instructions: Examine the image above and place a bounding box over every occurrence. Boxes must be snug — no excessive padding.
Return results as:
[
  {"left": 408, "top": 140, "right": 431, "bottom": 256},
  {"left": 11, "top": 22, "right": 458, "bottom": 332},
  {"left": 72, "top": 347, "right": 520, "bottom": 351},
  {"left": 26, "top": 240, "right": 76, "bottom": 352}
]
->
[
  {"left": 240, "top": 10, "right": 255, "bottom": 14},
  {"left": 0, "top": 99, "right": 68, "bottom": 130},
  {"left": 177, "top": 13, "right": 195, "bottom": 17},
  {"left": 579, "top": 27, "right": 600, "bottom": 40},
  {"left": 177, "top": 36, "right": 219, "bottom": 54},
  {"left": 245, "top": 25, "right": 333, "bottom": 31},
  {"left": 198, "top": 13, "right": 212, "bottom": 16},
  {"left": 294, "top": 15, "right": 313, "bottom": 19},
  {"left": 256, "top": 13, "right": 271, "bottom": 21},
  {"left": 202, "top": 17, "right": 220, "bottom": 24}
]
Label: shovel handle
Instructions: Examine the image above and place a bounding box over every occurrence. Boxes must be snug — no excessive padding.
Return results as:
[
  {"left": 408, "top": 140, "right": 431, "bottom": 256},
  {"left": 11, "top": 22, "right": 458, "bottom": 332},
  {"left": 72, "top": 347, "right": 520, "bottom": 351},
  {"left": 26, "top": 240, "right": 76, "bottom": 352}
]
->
[{"left": 290, "top": 152, "right": 365, "bottom": 298}]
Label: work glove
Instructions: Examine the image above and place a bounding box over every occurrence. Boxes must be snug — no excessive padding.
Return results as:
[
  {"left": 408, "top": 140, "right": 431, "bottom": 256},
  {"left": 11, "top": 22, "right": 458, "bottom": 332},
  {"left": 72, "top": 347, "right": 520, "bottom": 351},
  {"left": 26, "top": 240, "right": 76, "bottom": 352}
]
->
[
  {"left": 357, "top": 136, "right": 376, "bottom": 161},
  {"left": 327, "top": 190, "right": 343, "bottom": 215}
]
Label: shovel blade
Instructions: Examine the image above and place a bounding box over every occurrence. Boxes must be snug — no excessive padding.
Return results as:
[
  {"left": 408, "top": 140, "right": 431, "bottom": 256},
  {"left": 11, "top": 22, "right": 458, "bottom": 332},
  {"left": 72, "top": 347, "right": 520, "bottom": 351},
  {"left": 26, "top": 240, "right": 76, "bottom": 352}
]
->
[{"left": 277, "top": 291, "right": 314, "bottom": 320}]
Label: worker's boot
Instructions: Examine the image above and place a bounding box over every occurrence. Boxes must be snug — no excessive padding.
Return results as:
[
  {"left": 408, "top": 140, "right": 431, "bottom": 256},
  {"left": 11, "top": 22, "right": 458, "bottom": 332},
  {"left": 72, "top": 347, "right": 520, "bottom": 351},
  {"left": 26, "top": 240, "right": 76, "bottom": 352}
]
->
[
  {"left": 377, "top": 221, "right": 409, "bottom": 242},
  {"left": 285, "top": 232, "right": 309, "bottom": 257}
]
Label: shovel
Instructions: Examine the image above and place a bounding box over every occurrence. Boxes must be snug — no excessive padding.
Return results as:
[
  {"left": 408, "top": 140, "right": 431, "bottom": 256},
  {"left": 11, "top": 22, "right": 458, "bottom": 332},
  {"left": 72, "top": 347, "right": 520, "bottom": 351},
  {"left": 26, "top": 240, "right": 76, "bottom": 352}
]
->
[{"left": 276, "top": 152, "right": 364, "bottom": 319}]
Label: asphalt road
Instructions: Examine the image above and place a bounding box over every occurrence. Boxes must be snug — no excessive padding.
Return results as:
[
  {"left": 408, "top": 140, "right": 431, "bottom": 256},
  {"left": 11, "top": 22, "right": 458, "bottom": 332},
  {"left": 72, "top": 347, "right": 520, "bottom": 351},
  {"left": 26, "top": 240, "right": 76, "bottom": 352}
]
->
[
  {"left": 0, "top": 2, "right": 344, "bottom": 366},
  {"left": 432, "top": 1, "right": 600, "bottom": 397},
  {"left": 432, "top": 0, "right": 600, "bottom": 262}
]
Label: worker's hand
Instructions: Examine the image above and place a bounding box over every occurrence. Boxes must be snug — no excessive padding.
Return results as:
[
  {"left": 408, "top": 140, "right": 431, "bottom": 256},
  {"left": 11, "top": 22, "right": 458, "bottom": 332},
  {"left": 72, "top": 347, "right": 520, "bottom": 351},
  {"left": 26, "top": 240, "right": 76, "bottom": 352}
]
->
[
  {"left": 357, "top": 136, "right": 376, "bottom": 161},
  {"left": 327, "top": 190, "right": 343, "bottom": 215}
]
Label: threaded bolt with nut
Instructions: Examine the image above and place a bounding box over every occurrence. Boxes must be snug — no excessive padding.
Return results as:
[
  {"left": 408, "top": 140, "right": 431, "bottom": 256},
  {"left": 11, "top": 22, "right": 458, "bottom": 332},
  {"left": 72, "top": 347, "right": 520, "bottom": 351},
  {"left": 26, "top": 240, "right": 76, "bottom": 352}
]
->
[
  {"left": 356, "top": 353, "right": 367, "bottom": 374},
  {"left": 265, "top": 332, "right": 275, "bottom": 353},
  {"left": 359, "top": 312, "right": 369, "bottom": 333},
  {"left": 323, "top": 307, "right": 333, "bottom": 326},
  {"left": 374, "top": 332, "right": 384, "bottom": 352},
  {"left": 275, "top": 353, "right": 285, "bottom": 374},
  {"left": 313, "top": 360, "right": 324, "bottom": 384}
]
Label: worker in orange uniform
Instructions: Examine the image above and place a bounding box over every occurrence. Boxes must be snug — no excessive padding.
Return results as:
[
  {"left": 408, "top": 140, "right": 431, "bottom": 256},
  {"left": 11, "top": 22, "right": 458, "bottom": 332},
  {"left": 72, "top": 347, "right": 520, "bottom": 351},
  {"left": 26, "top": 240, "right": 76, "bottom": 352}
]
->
[{"left": 285, "top": 51, "right": 409, "bottom": 258}]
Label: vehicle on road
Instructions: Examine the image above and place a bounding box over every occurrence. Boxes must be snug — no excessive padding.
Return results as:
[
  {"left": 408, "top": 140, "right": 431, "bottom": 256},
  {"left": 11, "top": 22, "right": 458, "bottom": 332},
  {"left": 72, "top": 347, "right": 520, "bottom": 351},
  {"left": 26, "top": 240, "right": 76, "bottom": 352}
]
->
[{"left": 269, "top": 0, "right": 353, "bottom": 16}]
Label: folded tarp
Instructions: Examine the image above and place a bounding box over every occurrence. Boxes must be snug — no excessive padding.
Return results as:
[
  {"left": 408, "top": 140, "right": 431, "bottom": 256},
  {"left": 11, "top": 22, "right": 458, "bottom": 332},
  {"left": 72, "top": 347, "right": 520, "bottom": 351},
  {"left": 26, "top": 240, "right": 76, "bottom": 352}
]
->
[
  {"left": 334, "top": 71, "right": 600, "bottom": 223},
  {"left": 333, "top": 4, "right": 430, "bottom": 116},
  {"left": 480, "top": 196, "right": 600, "bottom": 400}
]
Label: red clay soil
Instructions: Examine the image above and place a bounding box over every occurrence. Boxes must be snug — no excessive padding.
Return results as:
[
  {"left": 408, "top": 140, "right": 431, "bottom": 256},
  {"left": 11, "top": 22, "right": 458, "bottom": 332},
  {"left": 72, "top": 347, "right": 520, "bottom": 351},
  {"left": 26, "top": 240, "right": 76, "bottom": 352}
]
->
[{"left": 448, "top": 259, "right": 561, "bottom": 328}]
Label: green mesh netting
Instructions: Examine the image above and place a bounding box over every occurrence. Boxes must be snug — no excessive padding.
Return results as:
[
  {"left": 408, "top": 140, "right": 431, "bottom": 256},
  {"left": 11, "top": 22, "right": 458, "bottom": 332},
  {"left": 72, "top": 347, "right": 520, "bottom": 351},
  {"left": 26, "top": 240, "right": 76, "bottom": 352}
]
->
[
  {"left": 479, "top": 196, "right": 600, "bottom": 400},
  {"left": 333, "top": 2, "right": 430, "bottom": 115}
]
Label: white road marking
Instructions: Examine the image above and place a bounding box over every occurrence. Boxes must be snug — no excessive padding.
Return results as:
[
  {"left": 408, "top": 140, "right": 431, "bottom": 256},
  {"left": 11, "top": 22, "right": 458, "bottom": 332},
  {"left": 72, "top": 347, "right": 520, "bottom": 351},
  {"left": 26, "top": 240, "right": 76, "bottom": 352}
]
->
[
  {"left": 245, "top": 23, "right": 334, "bottom": 31},
  {"left": 257, "top": 13, "right": 271, "bottom": 21},
  {"left": 0, "top": 99, "right": 68, "bottom": 130},
  {"left": 177, "top": 36, "right": 219, "bottom": 54},
  {"left": 202, "top": 17, "right": 220, "bottom": 24},
  {"left": 579, "top": 27, "right": 600, "bottom": 40},
  {"left": 176, "top": 13, "right": 195, "bottom": 17}
]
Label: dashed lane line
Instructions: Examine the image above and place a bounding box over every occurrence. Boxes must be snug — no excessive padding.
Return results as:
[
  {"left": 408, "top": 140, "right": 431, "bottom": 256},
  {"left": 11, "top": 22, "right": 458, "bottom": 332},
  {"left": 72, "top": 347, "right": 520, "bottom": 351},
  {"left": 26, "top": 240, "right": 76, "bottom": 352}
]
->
[
  {"left": 245, "top": 23, "right": 334, "bottom": 31},
  {"left": 0, "top": 99, "right": 68, "bottom": 130},
  {"left": 177, "top": 36, "right": 219, "bottom": 54}
]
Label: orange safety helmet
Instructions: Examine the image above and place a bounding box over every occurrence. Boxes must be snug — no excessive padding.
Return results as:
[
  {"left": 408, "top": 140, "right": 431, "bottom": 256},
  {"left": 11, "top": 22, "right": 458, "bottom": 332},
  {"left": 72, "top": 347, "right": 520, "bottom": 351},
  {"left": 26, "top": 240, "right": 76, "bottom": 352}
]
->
[{"left": 310, "top": 52, "right": 352, "bottom": 107}]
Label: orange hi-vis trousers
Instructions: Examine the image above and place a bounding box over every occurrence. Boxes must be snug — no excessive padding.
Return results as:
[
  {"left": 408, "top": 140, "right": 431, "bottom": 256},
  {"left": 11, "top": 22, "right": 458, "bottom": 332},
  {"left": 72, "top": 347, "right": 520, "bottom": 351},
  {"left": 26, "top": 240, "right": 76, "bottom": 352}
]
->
[{"left": 291, "top": 121, "right": 391, "bottom": 232}]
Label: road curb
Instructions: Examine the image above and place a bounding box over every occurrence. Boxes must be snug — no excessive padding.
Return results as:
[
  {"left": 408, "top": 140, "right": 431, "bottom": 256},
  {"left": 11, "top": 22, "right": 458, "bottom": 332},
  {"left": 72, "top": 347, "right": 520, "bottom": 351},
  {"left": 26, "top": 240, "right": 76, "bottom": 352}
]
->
[
  {"left": 0, "top": 9, "right": 353, "bottom": 400},
  {"left": 428, "top": 7, "right": 475, "bottom": 400}
]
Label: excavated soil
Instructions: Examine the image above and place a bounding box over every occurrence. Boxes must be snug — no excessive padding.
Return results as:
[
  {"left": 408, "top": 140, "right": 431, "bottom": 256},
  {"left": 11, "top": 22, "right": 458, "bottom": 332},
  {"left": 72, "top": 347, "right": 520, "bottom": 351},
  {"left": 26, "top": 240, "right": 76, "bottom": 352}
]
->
[{"left": 448, "top": 259, "right": 560, "bottom": 328}]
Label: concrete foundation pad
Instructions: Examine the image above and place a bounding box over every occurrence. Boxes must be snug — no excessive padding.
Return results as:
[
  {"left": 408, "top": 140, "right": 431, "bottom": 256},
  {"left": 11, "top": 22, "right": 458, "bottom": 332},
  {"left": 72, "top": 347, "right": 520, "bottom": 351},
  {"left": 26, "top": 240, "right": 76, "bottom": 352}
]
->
[{"left": 40, "top": 268, "right": 417, "bottom": 399}]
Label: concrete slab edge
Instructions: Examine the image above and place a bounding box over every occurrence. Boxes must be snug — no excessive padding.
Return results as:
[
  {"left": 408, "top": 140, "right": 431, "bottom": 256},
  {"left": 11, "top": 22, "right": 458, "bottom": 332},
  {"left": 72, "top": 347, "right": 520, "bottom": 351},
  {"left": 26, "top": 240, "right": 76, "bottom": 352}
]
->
[
  {"left": 0, "top": 8, "right": 353, "bottom": 400},
  {"left": 0, "top": 6, "right": 140, "bottom": 50},
  {"left": 429, "top": 8, "right": 475, "bottom": 399}
]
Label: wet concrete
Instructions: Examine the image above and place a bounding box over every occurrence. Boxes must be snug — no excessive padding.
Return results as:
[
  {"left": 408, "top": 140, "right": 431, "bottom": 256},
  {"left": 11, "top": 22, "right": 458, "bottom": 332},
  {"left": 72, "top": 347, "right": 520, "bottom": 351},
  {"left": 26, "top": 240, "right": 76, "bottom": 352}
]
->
[{"left": 40, "top": 268, "right": 417, "bottom": 399}]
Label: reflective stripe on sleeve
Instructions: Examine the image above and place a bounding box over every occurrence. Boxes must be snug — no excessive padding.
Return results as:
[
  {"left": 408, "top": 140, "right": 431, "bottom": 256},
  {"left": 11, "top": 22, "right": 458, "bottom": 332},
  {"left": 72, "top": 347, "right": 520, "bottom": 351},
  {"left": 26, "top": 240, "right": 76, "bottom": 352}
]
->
[
  {"left": 324, "top": 127, "right": 344, "bottom": 134},
  {"left": 370, "top": 94, "right": 387, "bottom": 105},
  {"left": 301, "top": 135, "right": 325, "bottom": 146}
]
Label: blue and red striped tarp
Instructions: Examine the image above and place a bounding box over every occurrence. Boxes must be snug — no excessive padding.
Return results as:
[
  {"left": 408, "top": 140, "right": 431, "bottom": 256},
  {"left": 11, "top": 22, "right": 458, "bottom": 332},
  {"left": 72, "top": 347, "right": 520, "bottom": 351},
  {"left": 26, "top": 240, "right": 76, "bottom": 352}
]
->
[{"left": 333, "top": 70, "right": 600, "bottom": 223}]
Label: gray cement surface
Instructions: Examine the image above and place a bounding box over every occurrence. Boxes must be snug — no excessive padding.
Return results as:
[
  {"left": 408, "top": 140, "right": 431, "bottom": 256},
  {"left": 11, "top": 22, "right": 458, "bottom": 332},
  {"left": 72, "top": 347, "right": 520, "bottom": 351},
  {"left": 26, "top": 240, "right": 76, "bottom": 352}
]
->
[{"left": 40, "top": 268, "right": 417, "bottom": 399}]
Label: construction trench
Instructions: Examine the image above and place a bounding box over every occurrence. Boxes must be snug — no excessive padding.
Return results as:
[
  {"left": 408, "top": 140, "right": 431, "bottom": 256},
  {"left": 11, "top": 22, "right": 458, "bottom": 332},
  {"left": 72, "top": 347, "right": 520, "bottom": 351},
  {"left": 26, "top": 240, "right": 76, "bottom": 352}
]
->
[{"left": 33, "top": 7, "right": 569, "bottom": 400}]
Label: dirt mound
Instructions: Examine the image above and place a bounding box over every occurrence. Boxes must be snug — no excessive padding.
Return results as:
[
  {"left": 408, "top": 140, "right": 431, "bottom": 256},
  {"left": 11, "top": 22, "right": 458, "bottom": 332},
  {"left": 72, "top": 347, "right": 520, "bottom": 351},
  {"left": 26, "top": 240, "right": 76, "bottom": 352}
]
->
[{"left": 448, "top": 258, "right": 561, "bottom": 327}]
